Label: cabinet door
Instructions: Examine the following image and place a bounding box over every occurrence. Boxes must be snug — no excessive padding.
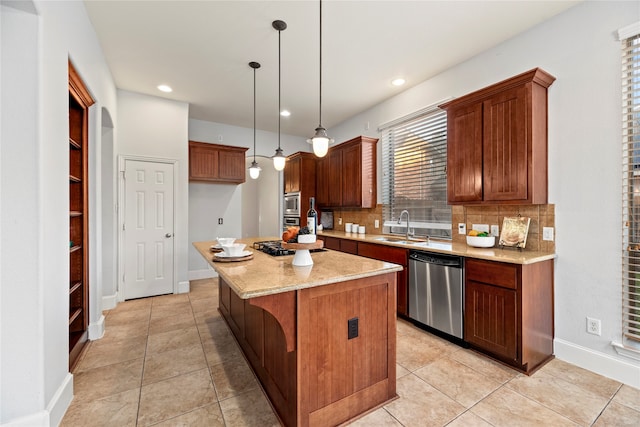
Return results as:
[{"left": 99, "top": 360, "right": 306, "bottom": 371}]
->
[
  {"left": 465, "top": 280, "right": 517, "bottom": 361},
  {"left": 315, "top": 156, "right": 329, "bottom": 206},
  {"left": 189, "top": 144, "right": 219, "bottom": 180},
  {"left": 284, "top": 156, "right": 301, "bottom": 193},
  {"left": 327, "top": 149, "right": 342, "bottom": 206},
  {"left": 447, "top": 103, "right": 483, "bottom": 203},
  {"left": 483, "top": 86, "right": 528, "bottom": 201},
  {"left": 341, "top": 143, "right": 361, "bottom": 207},
  {"left": 218, "top": 149, "right": 246, "bottom": 182}
]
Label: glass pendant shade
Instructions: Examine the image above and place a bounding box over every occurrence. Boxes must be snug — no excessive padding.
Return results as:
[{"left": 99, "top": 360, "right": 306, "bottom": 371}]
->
[
  {"left": 308, "top": 126, "right": 333, "bottom": 157},
  {"left": 272, "top": 147, "right": 286, "bottom": 171},
  {"left": 249, "top": 160, "right": 261, "bottom": 179}
]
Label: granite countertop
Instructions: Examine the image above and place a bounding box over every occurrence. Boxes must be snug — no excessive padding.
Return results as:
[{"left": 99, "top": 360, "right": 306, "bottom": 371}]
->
[
  {"left": 318, "top": 230, "right": 556, "bottom": 265},
  {"left": 193, "top": 238, "right": 403, "bottom": 299}
]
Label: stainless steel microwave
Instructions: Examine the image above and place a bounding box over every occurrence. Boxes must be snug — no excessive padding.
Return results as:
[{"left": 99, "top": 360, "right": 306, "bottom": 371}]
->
[{"left": 283, "top": 192, "right": 300, "bottom": 217}]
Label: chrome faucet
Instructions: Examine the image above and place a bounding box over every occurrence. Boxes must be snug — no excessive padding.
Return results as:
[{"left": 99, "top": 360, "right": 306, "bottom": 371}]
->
[{"left": 397, "top": 210, "right": 413, "bottom": 241}]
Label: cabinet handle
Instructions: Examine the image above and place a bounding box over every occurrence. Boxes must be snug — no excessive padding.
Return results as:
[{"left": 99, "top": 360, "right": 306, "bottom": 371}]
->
[{"left": 165, "top": 233, "right": 173, "bottom": 238}]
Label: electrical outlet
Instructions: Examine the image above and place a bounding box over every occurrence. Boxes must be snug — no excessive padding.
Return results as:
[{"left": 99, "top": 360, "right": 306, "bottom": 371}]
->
[
  {"left": 218, "top": 135, "right": 223, "bottom": 142},
  {"left": 491, "top": 225, "right": 499, "bottom": 237},
  {"left": 587, "top": 317, "right": 601, "bottom": 336},
  {"left": 338, "top": 217, "right": 342, "bottom": 225},
  {"left": 218, "top": 218, "right": 223, "bottom": 225},
  {"left": 543, "top": 227, "right": 554, "bottom": 241},
  {"left": 374, "top": 219, "right": 380, "bottom": 228},
  {"left": 458, "top": 223, "right": 466, "bottom": 235}
]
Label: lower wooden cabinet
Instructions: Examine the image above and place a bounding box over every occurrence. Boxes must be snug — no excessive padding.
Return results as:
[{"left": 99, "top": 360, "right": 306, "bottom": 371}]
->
[{"left": 465, "top": 258, "right": 554, "bottom": 374}]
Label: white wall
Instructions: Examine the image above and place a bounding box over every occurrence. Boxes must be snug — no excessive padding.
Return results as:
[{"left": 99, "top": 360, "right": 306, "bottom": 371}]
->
[
  {"left": 116, "top": 90, "right": 190, "bottom": 293},
  {"left": 330, "top": 1, "right": 640, "bottom": 386},
  {"left": 1, "top": 0, "right": 117, "bottom": 425},
  {"left": 187, "top": 119, "right": 308, "bottom": 277}
]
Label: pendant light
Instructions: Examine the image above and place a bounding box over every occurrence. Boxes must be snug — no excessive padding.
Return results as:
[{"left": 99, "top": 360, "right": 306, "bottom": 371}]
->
[
  {"left": 272, "top": 20, "right": 287, "bottom": 171},
  {"left": 307, "top": 0, "right": 334, "bottom": 158},
  {"left": 248, "top": 61, "right": 262, "bottom": 180}
]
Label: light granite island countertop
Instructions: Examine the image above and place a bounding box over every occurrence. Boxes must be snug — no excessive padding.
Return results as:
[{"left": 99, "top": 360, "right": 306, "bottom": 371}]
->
[{"left": 193, "top": 238, "right": 402, "bottom": 427}]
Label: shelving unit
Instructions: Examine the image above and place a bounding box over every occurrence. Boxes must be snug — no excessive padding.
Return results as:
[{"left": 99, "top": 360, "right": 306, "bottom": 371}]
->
[{"left": 68, "top": 61, "right": 94, "bottom": 369}]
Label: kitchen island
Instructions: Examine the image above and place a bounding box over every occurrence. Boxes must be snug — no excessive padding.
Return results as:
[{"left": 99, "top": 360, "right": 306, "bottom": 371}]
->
[{"left": 193, "top": 239, "right": 403, "bottom": 427}]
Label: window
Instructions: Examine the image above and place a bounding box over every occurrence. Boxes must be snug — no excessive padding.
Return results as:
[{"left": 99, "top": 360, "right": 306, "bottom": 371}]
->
[
  {"left": 380, "top": 106, "right": 451, "bottom": 239},
  {"left": 621, "top": 25, "right": 640, "bottom": 343}
]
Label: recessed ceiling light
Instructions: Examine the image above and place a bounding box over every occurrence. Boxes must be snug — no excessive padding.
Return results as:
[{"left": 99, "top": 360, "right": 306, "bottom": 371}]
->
[
  {"left": 157, "top": 84, "right": 172, "bottom": 93},
  {"left": 280, "top": 110, "right": 291, "bottom": 117},
  {"left": 391, "top": 78, "right": 406, "bottom": 87}
]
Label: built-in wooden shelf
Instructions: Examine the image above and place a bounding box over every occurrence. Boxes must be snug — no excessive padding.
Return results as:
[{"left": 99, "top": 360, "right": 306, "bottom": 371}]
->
[
  {"left": 69, "top": 137, "right": 81, "bottom": 150},
  {"left": 68, "top": 308, "right": 82, "bottom": 325},
  {"left": 69, "top": 281, "right": 82, "bottom": 294}
]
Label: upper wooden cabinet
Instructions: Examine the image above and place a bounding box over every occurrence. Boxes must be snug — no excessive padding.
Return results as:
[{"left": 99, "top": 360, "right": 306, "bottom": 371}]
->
[
  {"left": 440, "top": 68, "right": 555, "bottom": 205},
  {"left": 189, "top": 140, "right": 248, "bottom": 184},
  {"left": 284, "top": 151, "right": 316, "bottom": 194},
  {"left": 316, "top": 136, "right": 378, "bottom": 208}
]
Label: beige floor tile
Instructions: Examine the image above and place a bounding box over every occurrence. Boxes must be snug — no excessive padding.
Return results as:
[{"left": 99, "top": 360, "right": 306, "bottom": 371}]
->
[
  {"left": 146, "top": 326, "right": 201, "bottom": 354},
  {"left": 396, "top": 363, "right": 410, "bottom": 379},
  {"left": 384, "top": 374, "right": 465, "bottom": 426},
  {"left": 218, "top": 388, "right": 280, "bottom": 427},
  {"left": 152, "top": 293, "right": 191, "bottom": 306},
  {"left": 150, "top": 402, "right": 225, "bottom": 426},
  {"left": 446, "top": 411, "right": 494, "bottom": 427},
  {"left": 414, "top": 357, "right": 502, "bottom": 408},
  {"left": 112, "top": 297, "right": 153, "bottom": 312},
  {"left": 348, "top": 408, "right": 402, "bottom": 426},
  {"left": 148, "top": 311, "right": 196, "bottom": 335},
  {"left": 471, "top": 386, "right": 576, "bottom": 427},
  {"left": 105, "top": 307, "right": 151, "bottom": 327},
  {"left": 612, "top": 384, "right": 640, "bottom": 412},
  {"left": 507, "top": 370, "right": 609, "bottom": 425},
  {"left": 101, "top": 321, "right": 150, "bottom": 341},
  {"left": 210, "top": 356, "right": 259, "bottom": 401},
  {"left": 75, "top": 335, "right": 147, "bottom": 372},
  {"left": 540, "top": 358, "right": 622, "bottom": 399},
  {"left": 190, "top": 296, "right": 218, "bottom": 313},
  {"left": 449, "top": 348, "right": 517, "bottom": 384},
  {"left": 143, "top": 343, "right": 207, "bottom": 385},
  {"left": 396, "top": 333, "right": 449, "bottom": 372},
  {"left": 202, "top": 334, "right": 244, "bottom": 366},
  {"left": 72, "top": 358, "right": 144, "bottom": 403},
  {"left": 188, "top": 286, "right": 217, "bottom": 301},
  {"left": 190, "top": 278, "right": 217, "bottom": 288},
  {"left": 137, "top": 368, "right": 217, "bottom": 426},
  {"left": 150, "top": 301, "right": 193, "bottom": 320},
  {"left": 593, "top": 400, "right": 640, "bottom": 426},
  {"left": 197, "top": 315, "right": 233, "bottom": 341},
  {"left": 61, "top": 388, "right": 139, "bottom": 427}
]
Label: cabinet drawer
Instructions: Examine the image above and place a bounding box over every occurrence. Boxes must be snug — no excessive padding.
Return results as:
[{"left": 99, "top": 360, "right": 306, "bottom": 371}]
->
[
  {"left": 357, "top": 242, "right": 407, "bottom": 266},
  {"left": 340, "top": 239, "right": 358, "bottom": 255},
  {"left": 466, "top": 259, "right": 518, "bottom": 289}
]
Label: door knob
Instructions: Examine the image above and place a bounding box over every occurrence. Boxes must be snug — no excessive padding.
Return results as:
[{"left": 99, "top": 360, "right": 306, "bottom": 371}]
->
[{"left": 165, "top": 233, "right": 173, "bottom": 238}]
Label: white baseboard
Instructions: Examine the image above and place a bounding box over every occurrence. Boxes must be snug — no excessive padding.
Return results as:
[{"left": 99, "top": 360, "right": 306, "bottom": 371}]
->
[
  {"left": 47, "top": 372, "right": 74, "bottom": 427},
  {"left": 554, "top": 338, "right": 640, "bottom": 388},
  {"left": 177, "top": 280, "right": 190, "bottom": 294},
  {"left": 102, "top": 292, "right": 117, "bottom": 310},
  {"left": 188, "top": 268, "right": 218, "bottom": 281},
  {"left": 88, "top": 314, "right": 105, "bottom": 340},
  {"left": 0, "top": 373, "right": 73, "bottom": 427}
]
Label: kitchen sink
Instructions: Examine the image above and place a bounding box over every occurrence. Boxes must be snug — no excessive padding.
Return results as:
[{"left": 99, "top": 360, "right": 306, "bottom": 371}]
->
[
  {"left": 373, "top": 237, "right": 409, "bottom": 244},
  {"left": 411, "top": 241, "right": 453, "bottom": 251}
]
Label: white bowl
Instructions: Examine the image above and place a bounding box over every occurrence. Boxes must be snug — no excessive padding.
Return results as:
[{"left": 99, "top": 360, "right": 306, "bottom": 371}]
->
[
  {"left": 466, "top": 235, "right": 496, "bottom": 248},
  {"left": 297, "top": 234, "right": 317, "bottom": 244},
  {"left": 222, "top": 243, "right": 246, "bottom": 257},
  {"left": 217, "top": 237, "right": 235, "bottom": 246}
]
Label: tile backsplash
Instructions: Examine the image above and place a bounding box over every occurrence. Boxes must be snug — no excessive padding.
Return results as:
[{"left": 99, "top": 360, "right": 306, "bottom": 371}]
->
[
  {"left": 452, "top": 204, "right": 555, "bottom": 252},
  {"left": 321, "top": 203, "right": 555, "bottom": 253}
]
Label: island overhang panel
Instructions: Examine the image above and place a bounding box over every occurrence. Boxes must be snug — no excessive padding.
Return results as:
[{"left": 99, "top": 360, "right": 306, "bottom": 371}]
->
[{"left": 194, "top": 240, "right": 401, "bottom": 427}]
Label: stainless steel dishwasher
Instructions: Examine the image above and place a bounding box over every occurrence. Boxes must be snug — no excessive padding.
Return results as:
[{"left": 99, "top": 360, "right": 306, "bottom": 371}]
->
[{"left": 408, "top": 251, "right": 464, "bottom": 340}]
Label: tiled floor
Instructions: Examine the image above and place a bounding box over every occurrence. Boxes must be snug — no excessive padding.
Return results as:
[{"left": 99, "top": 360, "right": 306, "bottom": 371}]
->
[{"left": 61, "top": 278, "right": 640, "bottom": 426}]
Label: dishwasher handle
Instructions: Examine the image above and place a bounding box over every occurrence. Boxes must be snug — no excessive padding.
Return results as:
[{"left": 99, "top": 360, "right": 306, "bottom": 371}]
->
[{"left": 409, "top": 251, "right": 463, "bottom": 268}]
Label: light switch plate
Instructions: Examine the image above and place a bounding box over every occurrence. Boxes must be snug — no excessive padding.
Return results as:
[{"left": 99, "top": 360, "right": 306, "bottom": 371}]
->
[
  {"left": 338, "top": 217, "right": 342, "bottom": 225},
  {"left": 458, "top": 223, "right": 466, "bottom": 235},
  {"left": 491, "top": 225, "right": 499, "bottom": 237},
  {"left": 374, "top": 219, "right": 380, "bottom": 228},
  {"left": 543, "top": 227, "right": 554, "bottom": 241}
]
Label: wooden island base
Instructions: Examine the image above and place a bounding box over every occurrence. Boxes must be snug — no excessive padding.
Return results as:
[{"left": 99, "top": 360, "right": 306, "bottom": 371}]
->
[{"left": 218, "top": 272, "right": 398, "bottom": 427}]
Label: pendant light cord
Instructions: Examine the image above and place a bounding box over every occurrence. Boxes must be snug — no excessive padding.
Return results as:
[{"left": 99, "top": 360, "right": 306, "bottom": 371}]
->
[
  {"left": 278, "top": 27, "right": 282, "bottom": 150},
  {"left": 319, "top": 0, "right": 323, "bottom": 127},
  {"left": 253, "top": 66, "right": 257, "bottom": 162}
]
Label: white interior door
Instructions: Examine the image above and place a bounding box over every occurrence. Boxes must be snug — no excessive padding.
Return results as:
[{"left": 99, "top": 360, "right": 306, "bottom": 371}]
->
[{"left": 123, "top": 159, "right": 174, "bottom": 299}]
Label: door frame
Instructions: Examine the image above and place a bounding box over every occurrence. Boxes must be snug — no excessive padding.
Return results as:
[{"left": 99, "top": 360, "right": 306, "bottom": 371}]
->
[{"left": 117, "top": 155, "right": 178, "bottom": 302}]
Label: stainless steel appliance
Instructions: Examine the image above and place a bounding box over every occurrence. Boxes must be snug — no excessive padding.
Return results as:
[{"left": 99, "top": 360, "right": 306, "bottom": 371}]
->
[
  {"left": 283, "top": 192, "right": 301, "bottom": 217},
  {"left": 283, "top": 216, "right": 300, "bottom": 229},
  {"left": 408, "top": 251, "right": 464, "bottom": 340}
]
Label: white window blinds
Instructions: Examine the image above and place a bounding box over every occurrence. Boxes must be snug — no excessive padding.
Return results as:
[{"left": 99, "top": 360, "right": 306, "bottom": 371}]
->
[
  {"left": 621, "top": 28, "right": 640, "bottom": 343},
  {"left": 380, "top": 107, "right": 451, "bottom": 239}
]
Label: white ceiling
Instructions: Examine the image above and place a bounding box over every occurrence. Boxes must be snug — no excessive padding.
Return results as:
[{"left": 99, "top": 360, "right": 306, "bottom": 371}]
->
[{"left": 84, "top": 0, "right": 580, "bottom": 138}]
